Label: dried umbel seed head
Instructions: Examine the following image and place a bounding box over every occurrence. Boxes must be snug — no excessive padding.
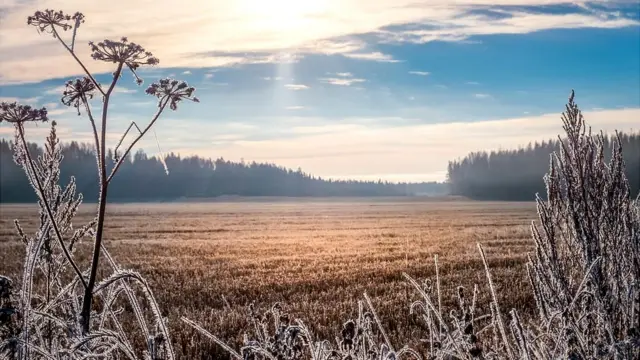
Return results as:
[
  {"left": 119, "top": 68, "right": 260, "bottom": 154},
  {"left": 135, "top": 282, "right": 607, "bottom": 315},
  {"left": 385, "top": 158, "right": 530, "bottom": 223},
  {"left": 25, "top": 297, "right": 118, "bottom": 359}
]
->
[
  {"left": 62, "top": 77, "right": 96, "bottom": 115},
  {"left": 89, "top": 37, "right": 159, "bottom": 84},
  {"left": 27, "top": 9, "right": 73, "bottom": 32},
  {"left": 0, "top": 102, "right": 48, "bottom": 124},
  {"left": 146, "top": 78, "right": 200, "bottom": 110}
]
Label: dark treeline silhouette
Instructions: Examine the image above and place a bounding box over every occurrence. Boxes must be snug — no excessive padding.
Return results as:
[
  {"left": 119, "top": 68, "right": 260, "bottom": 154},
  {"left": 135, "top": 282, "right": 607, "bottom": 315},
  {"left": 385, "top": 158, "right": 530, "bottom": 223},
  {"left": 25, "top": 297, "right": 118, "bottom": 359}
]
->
[
  {"left": 447, "top": 131, "right": 640, "bottom": 200},
  {"left": 0, "top": 139, "right": 446, "bottom": 203}
]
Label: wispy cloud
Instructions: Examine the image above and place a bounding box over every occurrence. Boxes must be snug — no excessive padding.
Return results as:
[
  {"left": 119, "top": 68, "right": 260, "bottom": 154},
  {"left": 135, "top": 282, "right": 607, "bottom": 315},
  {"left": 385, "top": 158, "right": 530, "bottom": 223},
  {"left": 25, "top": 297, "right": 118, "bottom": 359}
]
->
[
  {"left": 44, "top": 85, "right": 135, "bottom": 95},
  {"left": 262, "top": 76, "right": 283, "bottom": 80},
  {"left": 0, "top": 96, "right": 40, "bottom": 104},
  {"left": 0, "top": 0, "right": 636, "bottom": 83},
  {"left": 378, "top": 9, "right": 639, "bottom": 44},
  {"left": 343, "top": 52, "right": 401, "bottom": 63},
  {"left": 284, "top": 84, "right": 310, "bottom": 90},
  {"left": 285, "top": 106, "right": 305, "bottom": 110},
  {"left": 182, "top": 70, "right": 192, "bottom": 75},
  {"left": 164, "top": 108, "right": 640, "bottom": 182},
  {"left": 409, "top": 71, "right": 430, "bottom": 76},
  {"left": 320, "top": 77, "right": 366, "bottom": 86},
  {"left": 474, "top": 93, "right": 492, "bottom": 99},
  {"left": 0, "top": 0, "right": 639, "bottom": 83},
  {"left": 204, "top": 73, "right": 215, "bottom": 79},
  {"left": 335, "top": 72, "right": 353, "bottom": 77},
  {"left": 114, "top": 86, "right": 137, "bottom": 94}
]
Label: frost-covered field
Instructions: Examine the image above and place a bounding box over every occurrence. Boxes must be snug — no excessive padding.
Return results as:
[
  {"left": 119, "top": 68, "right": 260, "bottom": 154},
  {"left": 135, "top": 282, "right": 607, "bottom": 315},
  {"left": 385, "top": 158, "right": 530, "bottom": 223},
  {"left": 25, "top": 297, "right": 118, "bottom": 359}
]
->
[{"left": 1, "top": 199, "right": 538, "bottom": 358}]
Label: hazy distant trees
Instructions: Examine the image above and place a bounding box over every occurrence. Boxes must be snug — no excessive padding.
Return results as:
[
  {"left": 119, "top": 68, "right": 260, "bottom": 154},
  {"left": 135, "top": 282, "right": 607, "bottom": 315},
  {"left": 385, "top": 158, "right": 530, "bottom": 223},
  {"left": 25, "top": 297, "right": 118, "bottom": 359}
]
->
[
  {"left": 0, "top": 139, "right": 445, "bottom": 202},
  {"left": 447, "top": 131, "right": 640, "bottom": 200}
]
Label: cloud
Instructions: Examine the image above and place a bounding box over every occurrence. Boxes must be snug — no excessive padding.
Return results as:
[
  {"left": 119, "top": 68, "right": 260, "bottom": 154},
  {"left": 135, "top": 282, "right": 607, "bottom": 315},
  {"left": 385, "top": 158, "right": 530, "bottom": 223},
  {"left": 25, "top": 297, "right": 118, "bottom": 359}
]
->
[
  {"left": 182, "top": 70, "right": 192, "bottom": 74},
  {"left": 43, "top": 102, "right": 59, "bottom": 109},
  {"left": 6, "top": 106, "right": 637, "bottom": 183},
  {"left": 114, "top": 86, "right": 137, "bottom": 94},
  {"left": 44, "top": 85, "right": 135, "bottom": 95},
  {"left": 204, "top": 73, "right": 215, "bottom": 79},
  {"left": 0, "top": 1, "right": 636, "bottom": 83},
  {"left": 474, "top": 93, "right": 491, "bottom": 99},
  {"left": 0, "top": 96, "right": 40, "bottom": 104},
  {"left": 165, "top": 107, "right": 640, "bottom": 182},
  {"left": 409, "top": 71, "right": 430, "bottom": 76},
  {"left": 284, "top": 84, "right": 309, "bottom": 90},
  {"left": 319, "top": 77, "right": 366, "bottom": 86},
  {"left": 47, "top": 107, "right": 77, "bottom": 116},
  {"left": 342, "top": 51, "right": 401, "bottom": 62},
  {"left": 335, "top": 72, "right": 353, "bottom": 77},
  {"left": 285, "top": 106, "right": 305, "bottom": 110},
  {"left": 378, "top": 8, "right": 639, "bottom": 44}
]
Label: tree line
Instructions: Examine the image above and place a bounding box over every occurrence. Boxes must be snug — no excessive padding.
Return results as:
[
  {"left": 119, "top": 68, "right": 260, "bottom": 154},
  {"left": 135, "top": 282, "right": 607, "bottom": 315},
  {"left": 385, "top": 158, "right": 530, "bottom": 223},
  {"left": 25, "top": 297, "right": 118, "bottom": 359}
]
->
[
  {"left": 0, "top": 139, "right": 446, "bottom": 203},
  {"left": 447, "top": 131, "right": 640, "bottom": 200}
]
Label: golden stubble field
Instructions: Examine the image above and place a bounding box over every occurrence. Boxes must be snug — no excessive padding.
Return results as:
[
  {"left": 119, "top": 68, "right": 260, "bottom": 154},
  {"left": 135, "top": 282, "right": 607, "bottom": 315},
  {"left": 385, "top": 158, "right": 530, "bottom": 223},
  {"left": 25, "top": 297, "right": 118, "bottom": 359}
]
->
[{"left": 0, "top": 198, "right": 539, "bottom": 359}]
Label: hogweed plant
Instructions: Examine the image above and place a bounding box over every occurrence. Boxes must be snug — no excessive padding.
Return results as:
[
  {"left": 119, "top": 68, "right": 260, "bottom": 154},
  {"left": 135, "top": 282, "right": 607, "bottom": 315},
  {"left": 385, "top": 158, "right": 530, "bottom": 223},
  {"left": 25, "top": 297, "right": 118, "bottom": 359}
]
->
[
  {"left": 1, "top": 8, "right": 197, "bottom": 359},
  {"left": 1, "top": 9, "right": 639, "bottom": 360}
]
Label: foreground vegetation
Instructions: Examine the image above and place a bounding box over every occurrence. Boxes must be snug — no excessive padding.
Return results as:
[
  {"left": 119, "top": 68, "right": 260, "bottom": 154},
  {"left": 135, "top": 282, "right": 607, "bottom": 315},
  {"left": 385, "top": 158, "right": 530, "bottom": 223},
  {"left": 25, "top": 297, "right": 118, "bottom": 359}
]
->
[{"left": 1, "top": 7, "right": 638, "bottom": 360}]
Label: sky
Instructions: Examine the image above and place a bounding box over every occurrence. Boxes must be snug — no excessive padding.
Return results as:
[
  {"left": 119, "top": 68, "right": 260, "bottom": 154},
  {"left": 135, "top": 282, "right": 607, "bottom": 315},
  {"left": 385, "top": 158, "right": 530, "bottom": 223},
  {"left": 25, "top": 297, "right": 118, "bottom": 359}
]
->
[{"left": 0, "top": 0, "right": 639, "bottom": 182}]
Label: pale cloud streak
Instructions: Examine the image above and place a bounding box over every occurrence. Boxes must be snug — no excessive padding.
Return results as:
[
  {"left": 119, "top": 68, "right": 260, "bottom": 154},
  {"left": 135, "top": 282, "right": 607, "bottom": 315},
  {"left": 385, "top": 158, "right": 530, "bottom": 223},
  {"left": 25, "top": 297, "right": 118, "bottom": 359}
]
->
[
  {"left": 320, "top": 77, "right": 366, "bottom": 86},
  {"left": 284, "top": 84, "right": 310, "bottom": 90},
  {"left": 1, "top": 0, "right": 635, "bottom": 83},
  {"left": 137, "top": 108, "right": 640, "bottom": 182},
  {"left": 0, "top": 96, "right": 40, "bottom": 104},
  {"left": 3, "top": 107, "right": 638, "bottom": 182},
  {"left": 44, "top": 85, "right": 135, "bottom": 95},
  {"left": 409, "top": 71, "right": 430, "bottom": 76},
  {"left": 342, "top": 52, "right": 401, "bottom": 62},
  {"left": 320, "top": 72, "right": 366, "bottom": 86}
]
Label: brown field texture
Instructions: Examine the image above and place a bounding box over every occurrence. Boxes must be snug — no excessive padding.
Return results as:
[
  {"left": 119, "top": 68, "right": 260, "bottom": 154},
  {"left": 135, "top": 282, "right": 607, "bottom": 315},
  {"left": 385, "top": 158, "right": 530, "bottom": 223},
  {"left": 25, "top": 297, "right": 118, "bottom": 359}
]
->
[{"left": 0, "top": 199, "right": 539, "bottom": 359}]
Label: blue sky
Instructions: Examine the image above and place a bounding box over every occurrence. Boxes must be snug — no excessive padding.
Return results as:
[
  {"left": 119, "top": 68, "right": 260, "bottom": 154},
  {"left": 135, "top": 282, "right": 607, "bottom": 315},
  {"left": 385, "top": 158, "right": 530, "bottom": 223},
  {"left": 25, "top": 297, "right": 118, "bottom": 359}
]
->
[{"left": 1, "top": 0, "right": 639, "bottom": 182}]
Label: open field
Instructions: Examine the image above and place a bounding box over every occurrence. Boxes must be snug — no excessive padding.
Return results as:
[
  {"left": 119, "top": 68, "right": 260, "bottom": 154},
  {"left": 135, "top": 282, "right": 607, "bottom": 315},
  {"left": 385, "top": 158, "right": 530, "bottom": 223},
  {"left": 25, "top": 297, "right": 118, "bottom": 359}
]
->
[{"left": 0, "top": 199, "right": 539, "bottom": 359}]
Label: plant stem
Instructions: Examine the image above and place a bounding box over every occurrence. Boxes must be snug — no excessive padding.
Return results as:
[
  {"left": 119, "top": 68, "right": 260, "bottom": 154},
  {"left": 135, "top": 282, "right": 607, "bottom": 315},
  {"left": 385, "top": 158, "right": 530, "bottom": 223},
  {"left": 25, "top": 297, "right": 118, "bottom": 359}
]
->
[
  {"left": 80, "top": 63, "right": 123, "bottom": 333},
  {"left": 107, "top": 98, "right": 169, "bottom": 183},
  {"left": 52, "top": 27, "right": 105, "bottom": 96}
]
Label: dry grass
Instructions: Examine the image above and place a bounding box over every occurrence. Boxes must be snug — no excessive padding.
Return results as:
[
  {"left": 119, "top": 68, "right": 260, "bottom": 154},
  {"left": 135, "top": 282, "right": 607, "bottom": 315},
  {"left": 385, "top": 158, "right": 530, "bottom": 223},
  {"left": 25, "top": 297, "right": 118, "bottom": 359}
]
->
[{"left": 0, "top": 198, "right": 538, "bottom": 359}]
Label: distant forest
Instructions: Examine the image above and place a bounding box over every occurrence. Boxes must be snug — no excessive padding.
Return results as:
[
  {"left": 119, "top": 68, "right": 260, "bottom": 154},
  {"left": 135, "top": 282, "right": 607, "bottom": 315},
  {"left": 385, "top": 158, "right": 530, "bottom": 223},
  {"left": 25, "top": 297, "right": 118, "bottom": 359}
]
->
[
  {"left": 447, "top": 131, "right": 640, "bottom": 200},
  {"left": 0, "top": 139, "right": 446, "bottom": 203}
]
